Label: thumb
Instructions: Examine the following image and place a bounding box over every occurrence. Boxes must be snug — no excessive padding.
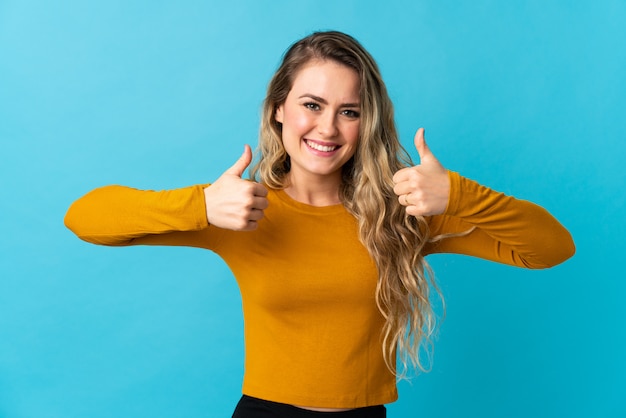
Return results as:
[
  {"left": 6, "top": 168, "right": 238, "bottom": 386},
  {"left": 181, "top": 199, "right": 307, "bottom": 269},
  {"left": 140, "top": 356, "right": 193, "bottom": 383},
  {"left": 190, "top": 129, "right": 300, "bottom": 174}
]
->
[
  {"left": 414, "top": 128, "right": 435, "bottom": 164},
  {"left": 224, "top": 145, "right": 252, "bottom": 177}
]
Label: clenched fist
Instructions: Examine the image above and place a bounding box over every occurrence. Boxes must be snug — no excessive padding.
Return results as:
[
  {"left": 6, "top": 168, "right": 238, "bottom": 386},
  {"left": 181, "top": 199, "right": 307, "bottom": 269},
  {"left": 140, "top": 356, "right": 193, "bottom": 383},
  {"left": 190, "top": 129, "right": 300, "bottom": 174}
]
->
[
  {"left": 204, "top": 145, "right": 269, "bottom": 231},
  {"left": 393, "top": 128, "right": 450, "bottom": 217}
]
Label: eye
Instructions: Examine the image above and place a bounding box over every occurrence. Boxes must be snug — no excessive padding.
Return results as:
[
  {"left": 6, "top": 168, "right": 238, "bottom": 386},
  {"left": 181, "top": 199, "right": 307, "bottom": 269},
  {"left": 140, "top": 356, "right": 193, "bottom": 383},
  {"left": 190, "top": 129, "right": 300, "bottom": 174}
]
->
[
  {"left": 304, "top": 102, "right": 321, "bottom": 111},
  {"left": 341, "top": 109, "right": 360, "bottom": 119}
]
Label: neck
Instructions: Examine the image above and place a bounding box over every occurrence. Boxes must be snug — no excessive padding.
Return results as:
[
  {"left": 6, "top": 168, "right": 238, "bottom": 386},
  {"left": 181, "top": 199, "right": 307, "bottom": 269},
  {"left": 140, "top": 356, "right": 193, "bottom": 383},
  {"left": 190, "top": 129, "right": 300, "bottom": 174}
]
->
[{"left": 284, "top": 171, "right": 343, "bottom": 206}]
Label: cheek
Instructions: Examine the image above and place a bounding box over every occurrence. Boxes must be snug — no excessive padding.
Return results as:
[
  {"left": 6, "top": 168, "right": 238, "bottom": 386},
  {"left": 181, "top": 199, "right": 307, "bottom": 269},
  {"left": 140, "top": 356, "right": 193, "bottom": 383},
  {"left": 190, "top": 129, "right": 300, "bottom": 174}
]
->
[
  {"left": 283, "top": 108, "right": 313, "bottom": 133},
  {"left": 294, "top": 117, "right": 313, "bottom": 135},
  {"left": 345, "top": 124, "right": 360, "bottom": 145}
]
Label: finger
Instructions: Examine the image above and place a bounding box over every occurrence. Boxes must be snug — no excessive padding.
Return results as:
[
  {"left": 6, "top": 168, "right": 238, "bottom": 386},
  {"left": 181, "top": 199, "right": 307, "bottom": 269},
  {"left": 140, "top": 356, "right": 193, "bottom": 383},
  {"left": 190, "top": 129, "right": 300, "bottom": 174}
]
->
[
  {"left": 250, "top": 182, "right": 268, "bottom": 197},
  {"left": 405, "top": 205, "right": 424, "bottom": 217},
  {"left": 397, "top": 193, "right": 411, "bottom": 207},
  {"left": 251, "top": 196, "right": 269, "bottom": 210},
  {"left": 393, "top": 182, "right": 414, "bottom": 196},
  {"left": 244, "top": 220, "right": 260, "bottom": 231},
  {"left": 236, "top": 220, "right": 257, "bottom": 232},
  {"left": 413, "top": 128, "right": 435, "bottom": 164},
  {"left": 392, "top": 167, "right": 412, "bottom": 184},
  {"left": 224, "top": 144, "right": 253, "bottom": 177},
  {"left": 405, "top": 204, "right": 434, "bottom": 217},
  {"left": 247, "top": 208, "right": 265, "bottom": 222}
]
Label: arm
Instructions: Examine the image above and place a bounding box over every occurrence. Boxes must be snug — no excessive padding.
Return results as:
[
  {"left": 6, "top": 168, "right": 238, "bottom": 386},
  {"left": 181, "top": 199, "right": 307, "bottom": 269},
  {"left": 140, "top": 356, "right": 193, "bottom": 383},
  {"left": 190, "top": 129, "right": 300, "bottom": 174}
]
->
[
  {"left": 424, "top": 172, "right": 575, "bottom": 268},
  {"left": 64, "top": 184, "right": 212, "bottom": 247},
  {"left": 393, "top": 128, "right": 575, "bottom": 269},
  {"left": 64, "top": 145, "right": 269, "bottom": 247}
]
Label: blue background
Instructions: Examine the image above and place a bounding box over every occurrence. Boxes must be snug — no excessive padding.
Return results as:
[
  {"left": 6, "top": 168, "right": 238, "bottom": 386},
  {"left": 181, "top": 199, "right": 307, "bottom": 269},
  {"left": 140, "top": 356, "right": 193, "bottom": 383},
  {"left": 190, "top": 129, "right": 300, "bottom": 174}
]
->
[{"left": 1, "top": 1, "right": 624, "bottom": 417}]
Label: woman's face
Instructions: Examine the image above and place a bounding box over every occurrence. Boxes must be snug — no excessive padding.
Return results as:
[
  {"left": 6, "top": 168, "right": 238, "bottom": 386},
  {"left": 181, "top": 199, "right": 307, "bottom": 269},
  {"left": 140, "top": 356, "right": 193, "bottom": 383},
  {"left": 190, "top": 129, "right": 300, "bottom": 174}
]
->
[{"left": 275, "top": 59, "right": 361, "bottom": 185}]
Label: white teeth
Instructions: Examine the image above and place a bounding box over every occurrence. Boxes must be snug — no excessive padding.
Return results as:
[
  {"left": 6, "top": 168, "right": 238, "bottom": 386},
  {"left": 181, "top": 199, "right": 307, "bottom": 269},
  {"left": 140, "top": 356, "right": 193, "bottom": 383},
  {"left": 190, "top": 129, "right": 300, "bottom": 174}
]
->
[{"left": 305, "top": 140, "right": 338, "bottom": 152}]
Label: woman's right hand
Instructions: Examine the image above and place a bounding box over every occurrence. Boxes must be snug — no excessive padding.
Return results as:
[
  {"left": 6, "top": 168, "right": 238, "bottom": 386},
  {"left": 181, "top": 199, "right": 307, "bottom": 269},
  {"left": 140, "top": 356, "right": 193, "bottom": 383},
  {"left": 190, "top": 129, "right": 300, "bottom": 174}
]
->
[{"left": 203, "top": 145, "right": 269, "bottom": 231}]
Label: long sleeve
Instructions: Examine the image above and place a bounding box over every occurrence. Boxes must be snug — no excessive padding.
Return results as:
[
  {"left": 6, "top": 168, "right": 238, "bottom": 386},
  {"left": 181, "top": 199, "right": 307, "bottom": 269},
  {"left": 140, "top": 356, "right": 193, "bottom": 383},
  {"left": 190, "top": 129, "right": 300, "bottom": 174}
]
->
[
  {"left": 64, "top": 184, "right": 213, "bottom": 247},
  {"left": 424, "top": 171, "right": 575, "bottom": 269}
]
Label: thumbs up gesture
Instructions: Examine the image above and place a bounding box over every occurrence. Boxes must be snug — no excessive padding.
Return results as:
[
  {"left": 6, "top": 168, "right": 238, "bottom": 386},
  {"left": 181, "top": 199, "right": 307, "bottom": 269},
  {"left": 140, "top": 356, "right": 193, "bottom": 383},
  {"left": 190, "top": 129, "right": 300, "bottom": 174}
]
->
[
  {"left": 203, "top": 145, "right": 269, "bottom": 231},
  {"left": 392, "top": 128, "right": 450, "bottom": 217}
]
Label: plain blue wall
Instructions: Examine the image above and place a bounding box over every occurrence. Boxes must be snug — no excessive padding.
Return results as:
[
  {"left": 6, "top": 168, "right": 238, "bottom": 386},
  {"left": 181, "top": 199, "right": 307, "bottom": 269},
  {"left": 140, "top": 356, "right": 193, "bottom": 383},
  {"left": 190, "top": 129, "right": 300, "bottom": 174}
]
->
[{"left": 1, "top": 1, "right": 624, "bottom": 417}]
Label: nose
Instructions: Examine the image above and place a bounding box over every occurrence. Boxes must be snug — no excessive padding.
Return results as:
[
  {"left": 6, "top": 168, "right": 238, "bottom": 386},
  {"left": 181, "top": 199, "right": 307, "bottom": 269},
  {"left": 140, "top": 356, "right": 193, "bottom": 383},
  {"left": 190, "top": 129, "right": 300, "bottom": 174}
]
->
[{"left": 317, "top": 110, "right": 338, "bottom": 138}]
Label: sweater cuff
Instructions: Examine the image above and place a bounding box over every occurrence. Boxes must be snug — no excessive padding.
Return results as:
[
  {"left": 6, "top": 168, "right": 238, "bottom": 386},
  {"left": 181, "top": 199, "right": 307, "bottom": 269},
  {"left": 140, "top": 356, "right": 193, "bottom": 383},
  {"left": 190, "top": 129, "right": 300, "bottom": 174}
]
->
[
  {"left": 192, "top": 184, "right": 211, "bottom": 229},
  {"left": 443, "top": 170, "right": 462, "bottom": 216}
]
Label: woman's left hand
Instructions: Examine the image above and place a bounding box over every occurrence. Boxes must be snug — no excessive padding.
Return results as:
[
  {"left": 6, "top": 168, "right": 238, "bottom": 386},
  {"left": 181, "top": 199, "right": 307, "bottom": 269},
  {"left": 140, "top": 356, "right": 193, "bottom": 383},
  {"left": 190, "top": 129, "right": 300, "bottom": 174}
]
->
[{"left": 393, "top": 128, "right": 450, "bottom": 217}]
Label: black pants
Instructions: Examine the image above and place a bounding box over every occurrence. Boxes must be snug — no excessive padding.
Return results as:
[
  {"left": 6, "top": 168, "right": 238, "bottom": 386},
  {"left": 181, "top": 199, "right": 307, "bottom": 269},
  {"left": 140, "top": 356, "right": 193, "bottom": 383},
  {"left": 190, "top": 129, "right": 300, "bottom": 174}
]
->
[{"left": 232, "top": 395, "right": 387, "bottom": 418}]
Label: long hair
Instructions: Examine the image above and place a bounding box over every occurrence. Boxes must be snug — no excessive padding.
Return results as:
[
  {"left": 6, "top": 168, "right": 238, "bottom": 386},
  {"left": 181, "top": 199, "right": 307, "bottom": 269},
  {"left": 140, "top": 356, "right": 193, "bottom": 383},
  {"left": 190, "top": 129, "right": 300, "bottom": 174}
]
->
[{"left": 250, "top": 31, "right": 439, "bottom": 377}]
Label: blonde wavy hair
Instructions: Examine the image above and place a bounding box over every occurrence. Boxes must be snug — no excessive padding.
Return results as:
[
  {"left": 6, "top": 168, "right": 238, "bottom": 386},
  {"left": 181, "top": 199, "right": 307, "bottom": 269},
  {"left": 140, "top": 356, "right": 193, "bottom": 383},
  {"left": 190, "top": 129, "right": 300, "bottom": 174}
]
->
[{"left": 250, "top": 31, "right": 439, "bottom": 377}]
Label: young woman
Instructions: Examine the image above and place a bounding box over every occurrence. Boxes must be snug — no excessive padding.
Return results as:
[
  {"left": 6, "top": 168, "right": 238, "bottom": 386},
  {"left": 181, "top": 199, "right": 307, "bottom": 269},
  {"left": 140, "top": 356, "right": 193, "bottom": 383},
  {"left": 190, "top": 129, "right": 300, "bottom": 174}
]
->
[{"left": 65, "top": 31, "right": 575, "bottom": 417}]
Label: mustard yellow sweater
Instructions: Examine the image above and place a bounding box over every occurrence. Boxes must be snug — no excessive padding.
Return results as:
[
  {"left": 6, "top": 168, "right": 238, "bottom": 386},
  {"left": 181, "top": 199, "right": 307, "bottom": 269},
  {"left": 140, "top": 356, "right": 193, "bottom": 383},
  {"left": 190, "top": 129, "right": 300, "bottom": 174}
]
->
[{"left": 64, "top": 171, "right": 574, "bottom": 408}]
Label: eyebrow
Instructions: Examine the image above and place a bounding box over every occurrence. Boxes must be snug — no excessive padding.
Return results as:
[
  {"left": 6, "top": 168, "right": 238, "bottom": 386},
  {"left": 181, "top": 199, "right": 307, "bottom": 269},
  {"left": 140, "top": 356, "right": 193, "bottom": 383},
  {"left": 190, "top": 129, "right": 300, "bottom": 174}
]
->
[{"left": 298, "top": 94, "right": 360, "bottom": 108}]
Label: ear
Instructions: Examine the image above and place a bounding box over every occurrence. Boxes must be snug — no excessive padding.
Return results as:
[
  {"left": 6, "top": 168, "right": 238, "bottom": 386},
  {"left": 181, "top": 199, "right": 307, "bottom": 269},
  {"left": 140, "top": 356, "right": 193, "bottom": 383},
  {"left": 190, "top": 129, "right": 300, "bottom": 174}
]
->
[{"left": 275, "top": 104, "right": 284, "bottom": 123}]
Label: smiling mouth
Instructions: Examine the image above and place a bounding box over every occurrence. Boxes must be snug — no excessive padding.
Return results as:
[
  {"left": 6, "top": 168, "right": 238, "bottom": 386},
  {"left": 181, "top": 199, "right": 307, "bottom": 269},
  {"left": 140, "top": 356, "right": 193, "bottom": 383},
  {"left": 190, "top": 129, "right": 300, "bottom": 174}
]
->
[{"left": 305, "top": 139, "right": 340, "bottom": 152}]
